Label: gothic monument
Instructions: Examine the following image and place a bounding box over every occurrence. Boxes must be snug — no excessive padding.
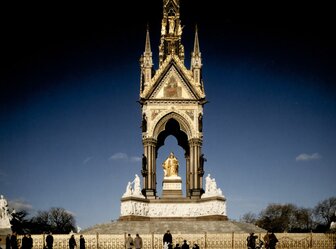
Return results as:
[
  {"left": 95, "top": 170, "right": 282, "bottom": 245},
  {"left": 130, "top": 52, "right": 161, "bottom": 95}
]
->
[{"left": 120, "top": 0, "right": 227, "bottom": 221}]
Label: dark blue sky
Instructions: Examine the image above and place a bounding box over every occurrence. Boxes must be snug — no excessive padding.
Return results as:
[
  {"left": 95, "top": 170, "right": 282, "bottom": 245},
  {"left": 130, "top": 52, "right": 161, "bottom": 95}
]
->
[{"left": 1, "top": 2, "right": 335, "bottom": 229}]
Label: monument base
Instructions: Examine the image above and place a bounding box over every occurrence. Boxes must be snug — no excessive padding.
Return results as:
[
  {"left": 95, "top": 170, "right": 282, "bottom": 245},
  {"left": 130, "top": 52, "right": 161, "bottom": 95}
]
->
[
  {"left": 120, "top": 195, "right": 227, "bottom": 220},
  {"left": 162, "top": 176, "right": 183, "bottom": 198}
]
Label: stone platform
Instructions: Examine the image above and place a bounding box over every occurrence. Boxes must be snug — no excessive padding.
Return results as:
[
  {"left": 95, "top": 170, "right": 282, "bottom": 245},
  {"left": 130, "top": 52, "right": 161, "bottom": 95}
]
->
[{"left": 81, "top": 220, "right": 265, "bottom": 234}]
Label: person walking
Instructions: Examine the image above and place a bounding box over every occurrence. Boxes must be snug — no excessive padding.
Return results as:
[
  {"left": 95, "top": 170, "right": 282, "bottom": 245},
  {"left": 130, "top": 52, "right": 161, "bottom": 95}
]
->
[
  {"left": 263, "top": 231, "right": 270, "bottom": 249},
  {"left": 69, "top": 235, "right": 77, "bottom": 249},
  {"left": 46, "top": 232, "right": 53, "bottom": 249},
  {"left": 246, "top": 232, "right": 257, "bottom": 249},
  {"left": 79, "top": 235, "right": 85, "bottom": 249},
  {"left": 125, "top": 234, "right": 134, "bottom": 249},
  {"left": 268, "top": 232, "right": 278, "bottom": 249},
  {"left": 133, "top": 234, "right": 142, "bottom": 249},
  {"left": 10, "top": 232, "right": 18, "bottom": 249}
]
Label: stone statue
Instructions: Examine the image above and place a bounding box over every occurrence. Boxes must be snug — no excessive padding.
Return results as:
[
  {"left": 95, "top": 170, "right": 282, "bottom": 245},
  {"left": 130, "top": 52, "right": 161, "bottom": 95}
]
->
[
  {"left": 162, "top": 152, "right": 179, "bottom": 177},
  {"left": 132, "top": 174, "right": 142, "bottom": 196},
  {"left": 122, "top": 175, "right": 145, "bottom": 198},
  {"left": 0, "top": 195, "right": 8, "bottom": 219},
  {"left": 161, "top": 19, "right": 167, "bottom": 35},
  {"left": 168, "top": 17, "right": 175, "bottom": 34},
  {"left": 123, "top": 181, "right": 133, "bottom": 197},
  {"left": 205, "top": 174, "right": 212, "bottom": 193},
  {"left": 199, "top": 153, "right": 206, "bottom": 174},
  {"left": 142, "top": 154, "right": 147, "bottom": 171},
  {"left": 0, "top": 194, "right": 11, "bottom": 228},
  {"left": 198, "top": 114, "right": 203, "bottom": 132},
  {"left": 142, "top": 114, "right": 147, "bottom": 132},
  {"left": 176, "top": 20, "right": 184, "bottom": 36},
  {"left": 202, "top": 174, "right": 224, "bottom": 198}
]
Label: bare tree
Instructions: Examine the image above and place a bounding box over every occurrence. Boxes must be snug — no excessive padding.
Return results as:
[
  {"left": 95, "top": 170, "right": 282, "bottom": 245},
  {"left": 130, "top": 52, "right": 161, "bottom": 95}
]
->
[
  {"left": 49, "top": 207, "right": 76, "bottom": 233},
  {"left": 313, "top": 197, "right": 336, "bottom": 227},
  {"left": 240, "top": 211, "right": 257, "bottom": 224},
  {"left": 30, "top": 207, "right": 76, "bottom": 234}
]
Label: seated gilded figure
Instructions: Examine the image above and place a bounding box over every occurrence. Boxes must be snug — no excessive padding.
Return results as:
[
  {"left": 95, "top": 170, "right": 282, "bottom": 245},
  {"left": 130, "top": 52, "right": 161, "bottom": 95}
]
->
[{"left": 162, "top": 152, "right": 179, "bottom": 177}]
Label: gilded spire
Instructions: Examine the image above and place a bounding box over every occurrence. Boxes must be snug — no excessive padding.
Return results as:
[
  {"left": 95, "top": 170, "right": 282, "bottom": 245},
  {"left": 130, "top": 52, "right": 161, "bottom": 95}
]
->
[
  {"left": 193, "top": 25, "right": 200, "bottom": 56},
  {"left": 191, "top": 25, "right": 202, "bottom": 71},
  {"left": 159, "top": 0, "right": 184, "bottom": 66},
  {"left": 145, "top": 25, "right": 151, "bottom": 54}
]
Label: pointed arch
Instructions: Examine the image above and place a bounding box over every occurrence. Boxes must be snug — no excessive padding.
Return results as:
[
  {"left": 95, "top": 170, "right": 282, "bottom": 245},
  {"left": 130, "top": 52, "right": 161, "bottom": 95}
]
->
[{"left": 153, "top": 112, "right": 192, "bottom": 153}]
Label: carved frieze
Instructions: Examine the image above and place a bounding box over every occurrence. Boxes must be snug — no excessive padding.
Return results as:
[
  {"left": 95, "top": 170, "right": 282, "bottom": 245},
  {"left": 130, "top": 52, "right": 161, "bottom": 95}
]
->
[{"left": 120, "top": 199, "right": 227, "bottom": 217}]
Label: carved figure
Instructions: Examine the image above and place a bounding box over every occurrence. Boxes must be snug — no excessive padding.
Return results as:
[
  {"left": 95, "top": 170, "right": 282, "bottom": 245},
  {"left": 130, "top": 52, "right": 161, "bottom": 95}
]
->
[
  {"left": 162, "top": 152, "right": 179, "bottom": 177},
  {"left": 205, "top": 174, "right": 212, "bottom": 193},
  {"left": 0, "top": 195, "right": 8, "bottom": 219},
  {"left": 142, "top": 114, "right": 147, "bottom": 132},
  {"left": 176, "top": 20, "right": 184, "bottom": 36},
  {"left": 168, "top": 17, "right": 175, "bottom": 34},
  {"left": 132, "top": 174, "right": 142, "bottom": 196},
  {"left": 199, "top": 154, "right": 206, "bottom": 174},
  {"left": 198, "top": 114, "right": 203, "bottom": 132},
  {"left": 123, "top": 181, "right": 133, "bottom": 197},
  {"left": 161, "top": 19, "right": 167, "bottom": 35},
  {"left": 142, "top": 154, "right": 147, "bottom": 171}
]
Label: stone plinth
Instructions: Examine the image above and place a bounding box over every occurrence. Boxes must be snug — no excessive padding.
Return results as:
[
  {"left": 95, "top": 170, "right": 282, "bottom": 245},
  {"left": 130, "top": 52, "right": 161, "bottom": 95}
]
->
[
  {"left": 162, "top": 176, "right": 182, "bottom": 198},
  {"left": 120, "top": 195, "right": 227, "bottom": 221}
]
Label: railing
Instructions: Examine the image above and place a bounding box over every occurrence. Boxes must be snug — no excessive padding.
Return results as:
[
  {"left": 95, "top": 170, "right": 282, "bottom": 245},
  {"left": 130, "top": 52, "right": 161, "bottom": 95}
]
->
[{"left": 16, "top": 232, "right": 336, "bottom": 249}]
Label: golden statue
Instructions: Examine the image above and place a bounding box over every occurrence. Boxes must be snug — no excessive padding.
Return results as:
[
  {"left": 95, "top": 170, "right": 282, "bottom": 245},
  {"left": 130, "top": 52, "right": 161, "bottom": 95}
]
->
[{"left": 162, "top": 152, "right": 179, "bottom": 177}]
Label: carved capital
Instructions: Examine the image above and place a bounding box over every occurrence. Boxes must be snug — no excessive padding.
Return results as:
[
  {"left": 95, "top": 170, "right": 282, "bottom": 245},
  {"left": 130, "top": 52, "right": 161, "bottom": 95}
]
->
[
  {"left": 142, "top": 138, "right": 157, "bottom": 146},
  {"left": 188, "top": 138, "right": 202, "bottom": 146}
]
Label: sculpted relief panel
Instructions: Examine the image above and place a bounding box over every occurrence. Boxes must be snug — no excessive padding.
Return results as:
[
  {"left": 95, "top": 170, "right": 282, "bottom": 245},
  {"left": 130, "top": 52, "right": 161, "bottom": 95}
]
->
[{"left": 120, "top": 199, "right": 227, "bottom": 217}]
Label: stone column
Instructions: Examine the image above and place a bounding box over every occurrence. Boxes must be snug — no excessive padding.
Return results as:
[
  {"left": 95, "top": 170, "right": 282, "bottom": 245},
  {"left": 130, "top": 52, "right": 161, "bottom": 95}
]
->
[
  {"left": 185, "top": 153, "right": 190, "bottom": 197},
  {"left": 189, "top": 138, "right": 202, "bottom": 198},
  {"left": 142, "top": 138, "right": 157, "bottom": 198}
]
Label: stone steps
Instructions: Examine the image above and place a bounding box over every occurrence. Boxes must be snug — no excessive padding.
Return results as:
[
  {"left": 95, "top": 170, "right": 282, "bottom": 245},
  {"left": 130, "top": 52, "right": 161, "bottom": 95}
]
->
[{"left": 81, "top": 220, "right": 265, "bottom": 234}]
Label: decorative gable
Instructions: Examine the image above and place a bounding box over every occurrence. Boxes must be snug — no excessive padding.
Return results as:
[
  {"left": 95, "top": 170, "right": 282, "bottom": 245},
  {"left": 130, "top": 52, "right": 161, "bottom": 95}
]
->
[{"left": 150, "top": 66, "right": 196, "bottom": 100}]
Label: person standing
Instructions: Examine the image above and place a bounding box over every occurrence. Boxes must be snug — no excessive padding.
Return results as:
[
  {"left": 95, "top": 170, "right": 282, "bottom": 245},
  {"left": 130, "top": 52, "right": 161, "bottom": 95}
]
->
[
  {"left": 163, "top": 230, "right": 172, "bottom": 246},
  {"left": 192, "top": 243, "right": 199, "bottom": 249},
  {"left": 6, "top": 234, "right": 11, "bottom": 249},
  {"left": 268, "top": 232, "right": 278, "bottom": 249},
  {"left": 125, "top": 234, "right": 133, "bottom": 249},
  {"left": 69, "top": 235, "right": 77, "bottom": 249},
  {"left": 21, "top": 234, "right": 29, "bottom": 249},
  {"left": 133, "top": 234, "right": 142, "bottom": 249},
  {"left": 173, "top": 243, "right": 181, "bottom": 249},
  {"left": 181, "top": 240, "right": 189, "bottom": 249},
  {"left": 79, "top": 235, "right": 85, "bottom": 249},
  {"left": 27, "top": 234, "right": 33, "bottom": 249},
  {"left": 46, "top": 232, "right": 54, "bottom": 249}
]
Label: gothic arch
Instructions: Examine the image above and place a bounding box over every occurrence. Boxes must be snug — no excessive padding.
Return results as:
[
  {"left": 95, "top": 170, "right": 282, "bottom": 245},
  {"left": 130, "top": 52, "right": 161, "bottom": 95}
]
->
[{"left": 153, "top": 111, "right": 193, "bottom": 141}]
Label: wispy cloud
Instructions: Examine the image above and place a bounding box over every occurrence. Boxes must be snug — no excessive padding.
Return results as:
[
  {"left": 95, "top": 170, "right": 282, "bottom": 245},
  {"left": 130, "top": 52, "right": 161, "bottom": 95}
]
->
[
  {"left": 130, "top": 156, "right": 141, "bottom": 162},
  {"left": 8, "top": 198, "right": 33, "bottom": 212},
  {"left": 296, "top": 153, "right": 321, "bottom": 162},
  {"left": 109, "top": 153, "right": 140, "bottom": 163},
  {"left": 109, "top": 152, "right": 128, "bottom": 161},
  {"left": 82, "top": 157, "right": 93, "bottom": 165}
]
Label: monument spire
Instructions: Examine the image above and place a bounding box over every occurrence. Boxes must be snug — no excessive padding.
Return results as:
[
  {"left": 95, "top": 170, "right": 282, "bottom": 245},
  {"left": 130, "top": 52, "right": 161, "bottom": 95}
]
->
[
  {"left": 191, "top": 25, "right": 203, "bottom": 91},
  {"left": 145, "top": 24, "right": 152, "bottom": 54},
  {"left": 159, "top": 0, "right": 184, "bottom": 66},
  {"left": 140, "top": 25, "right": 153, "bottom": 93}
]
